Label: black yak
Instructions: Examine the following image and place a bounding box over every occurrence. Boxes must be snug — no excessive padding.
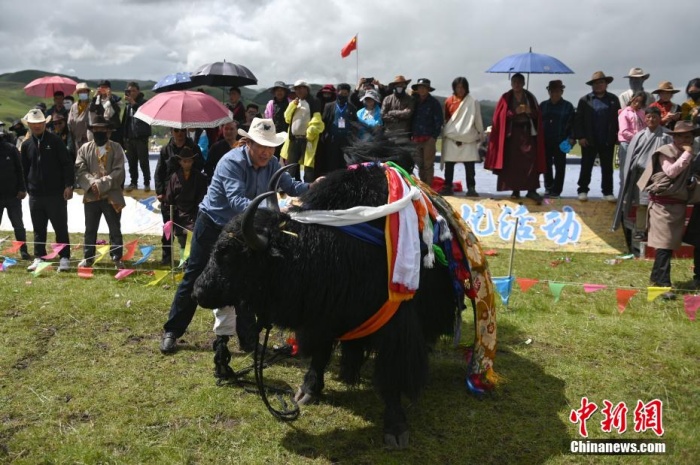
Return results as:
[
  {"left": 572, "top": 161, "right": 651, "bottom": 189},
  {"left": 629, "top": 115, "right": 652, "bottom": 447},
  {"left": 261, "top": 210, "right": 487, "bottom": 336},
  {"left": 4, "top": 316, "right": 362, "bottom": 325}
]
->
[{"left": 193, "top": 141, "right": 497, "bottom": 448}]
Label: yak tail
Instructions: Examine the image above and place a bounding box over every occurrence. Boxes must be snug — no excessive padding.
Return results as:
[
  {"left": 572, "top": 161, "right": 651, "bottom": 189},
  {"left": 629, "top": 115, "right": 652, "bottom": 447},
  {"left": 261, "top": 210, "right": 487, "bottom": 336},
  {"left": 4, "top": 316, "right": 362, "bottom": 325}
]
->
[{"left": 373, "top": 300, "right": 428, "bottom": 401}]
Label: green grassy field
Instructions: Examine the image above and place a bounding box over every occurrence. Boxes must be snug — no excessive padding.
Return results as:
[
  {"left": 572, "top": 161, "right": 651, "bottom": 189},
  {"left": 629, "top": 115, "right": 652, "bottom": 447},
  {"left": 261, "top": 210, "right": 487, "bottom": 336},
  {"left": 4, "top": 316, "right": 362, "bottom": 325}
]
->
[{"left": 0, "top": 234, "right": 697, "bottom": 464}]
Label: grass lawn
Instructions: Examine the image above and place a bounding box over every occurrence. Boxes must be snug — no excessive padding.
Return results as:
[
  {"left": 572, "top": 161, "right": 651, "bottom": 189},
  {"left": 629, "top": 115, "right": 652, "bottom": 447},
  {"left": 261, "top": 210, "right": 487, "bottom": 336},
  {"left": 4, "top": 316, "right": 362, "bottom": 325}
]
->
[{"left": 0, "top": 235, "right": 698, "bottom": 464}]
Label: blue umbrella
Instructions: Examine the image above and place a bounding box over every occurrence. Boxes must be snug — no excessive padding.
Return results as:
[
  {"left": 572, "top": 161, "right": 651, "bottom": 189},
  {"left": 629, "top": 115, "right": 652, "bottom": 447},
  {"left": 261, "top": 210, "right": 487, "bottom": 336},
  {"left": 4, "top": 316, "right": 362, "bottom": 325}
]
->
[
  {"left": 152, "top": 72, "right": 196, "bottom": 93},
  {"left": 486, "top": 48, "right": 573, "bottom": 88}
]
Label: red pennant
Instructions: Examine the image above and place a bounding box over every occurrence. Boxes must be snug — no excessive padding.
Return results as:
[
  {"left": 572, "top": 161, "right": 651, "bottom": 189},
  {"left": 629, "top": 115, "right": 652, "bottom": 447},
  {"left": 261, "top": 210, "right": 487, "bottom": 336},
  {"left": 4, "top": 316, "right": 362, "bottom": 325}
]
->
[
  {"left": 683, "top": 295, "right": 700, "bottom": 321},
  {"left": 616, "top": 289, "right": 638, "bottom": 313},
  {"left": 516, "top": 278, "right": 539, "bottom": 292},
  {"left": 77, "top": 266, "right": 94, "bottom": 279},
  {"left": 484, "top": 249, "right": 498, "bottom": 256},
  {"left": 121, "top": 240, "right": 138, "bottom": 261},
  {"left": 2, "top": 241, "right": 24, "bottom": 254}
]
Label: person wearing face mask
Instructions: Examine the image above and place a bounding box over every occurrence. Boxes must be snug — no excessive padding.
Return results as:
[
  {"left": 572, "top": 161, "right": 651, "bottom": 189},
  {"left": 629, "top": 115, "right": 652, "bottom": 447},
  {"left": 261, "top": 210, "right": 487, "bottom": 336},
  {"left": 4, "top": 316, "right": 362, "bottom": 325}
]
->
[
  {"left": 316, "top": 83, "right": 358, "bottom": 176},
  {"left": 74, "top": 116, "right": 126, "bottom": 269},
  {"left": 68, "top": 82, "right": 92, "bottom": 153},
  {"left": 19, "top": 108, "right": 74, "bottom": 272},
  {"left": 619, "top": 68, "right": 654, "bottom": 109},
  {"left": 680, "top": 78, "right": 700, "bottom": 124},
  {"left": 381, "top": 75, "right": 415, "bottom": 144},
  {"left": 89, "top": 80, "right": 122, "bottom": 146}
]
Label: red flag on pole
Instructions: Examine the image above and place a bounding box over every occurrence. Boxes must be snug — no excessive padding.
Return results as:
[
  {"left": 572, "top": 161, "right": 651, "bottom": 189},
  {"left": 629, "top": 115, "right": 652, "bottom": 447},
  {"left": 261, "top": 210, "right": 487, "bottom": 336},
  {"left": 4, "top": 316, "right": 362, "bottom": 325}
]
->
[{"left": 341, "top": 35, "right": 358, "bottom": 58}]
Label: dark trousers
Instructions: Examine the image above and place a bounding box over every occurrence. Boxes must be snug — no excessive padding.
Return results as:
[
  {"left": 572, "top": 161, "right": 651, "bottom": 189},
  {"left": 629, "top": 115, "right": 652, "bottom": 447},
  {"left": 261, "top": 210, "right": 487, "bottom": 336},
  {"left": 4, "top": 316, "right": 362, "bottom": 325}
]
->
[
  {"left": 28, "top": 195, "right": 70, "bottom": 259},
  {"left": 164, "top": 212, "right": 222, "bottom": 337},
  {"left": 444, "top": 162, "right": 476, "bottom": 189},
  {"left": 0, "top": 196, "right": 28, "bottom": 256},
  {"left": 161, "top": 209, "right": 171, "bottom": 260},
  {"left": 126, "top": 138, "right": 151, "bottom": 186},
  {"left": 285, "top": 137, "right": 307, "bottom": 181},
  {"left": 544, "top": 144, "right": 567, "bottom": 195},
  {"left": 650, "top": 249, "right": 673, "bottom": 287},
  {"left": 83, "top": 199, "right": 123, "bottom": 261},
  {"left": 578, "top": 144, "right": 615, "bottom": 196}
]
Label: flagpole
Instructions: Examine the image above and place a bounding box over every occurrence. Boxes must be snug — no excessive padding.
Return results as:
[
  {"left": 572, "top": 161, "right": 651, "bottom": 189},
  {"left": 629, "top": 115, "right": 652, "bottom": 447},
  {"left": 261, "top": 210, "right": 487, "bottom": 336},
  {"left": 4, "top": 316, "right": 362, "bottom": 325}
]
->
[{"left": 506, "top": 220, "right": 518, "bottom": 311}]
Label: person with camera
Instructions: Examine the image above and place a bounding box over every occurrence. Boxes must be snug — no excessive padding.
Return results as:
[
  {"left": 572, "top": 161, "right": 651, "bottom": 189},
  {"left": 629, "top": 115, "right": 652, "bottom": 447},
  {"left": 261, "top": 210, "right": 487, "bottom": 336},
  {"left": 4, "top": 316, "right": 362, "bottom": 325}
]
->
[
  {"left": 122, "top": 82, "right": 152, "bottom": 191},
  {"left": 89, "top": 80, "right": 123, "bottom": 146}
]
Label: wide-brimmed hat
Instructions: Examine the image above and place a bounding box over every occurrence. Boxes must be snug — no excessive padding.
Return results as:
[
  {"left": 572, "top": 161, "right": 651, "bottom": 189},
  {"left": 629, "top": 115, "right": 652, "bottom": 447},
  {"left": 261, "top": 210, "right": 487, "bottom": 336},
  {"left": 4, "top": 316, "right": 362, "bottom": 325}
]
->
[
  {"left": 547, "top": 80, "right": 565, "bottom": 90},
  {"left": 411, "top": 78, "right": 434, "bottom": 92},
  {"left": 667, "top": 121, "right": 700, "bottom": 136},
  {"left": 388, "top": 75, "right": 411, "bottom": 87},
  {"left": 362, "top": 89, "right": 381, "bottom": 103},
  {"left": 293, "top": 80, "right": 310, "bottom": 90},
  {"left": 175, "top": 146, "right": 198, "bottom": 159},
  {"left": 624, "top": 67, "right": 650, "bottom": 80},
  {"left": 22, "top": 108, "right": 51, "bottom": 125},
  {"left": 52, "top": 113, "right": 66, "bottom": 123},
  {"left": 267, "top": 81, "right": 289, "bottom": 94},
  {"left": 652, "top": 81, "right": 680, "bottom": 94},
  {"left": 88, "top": 115, "right": 112, "bottom": 129},
  {"left": 586, "top": 71, "right": 614, "bottom": 86},
  {"left": 75, "top": 82, "right": 90, "bottom": 94},
  {"left": 237, "top": 117, "right": 287, "bottom": 147}
]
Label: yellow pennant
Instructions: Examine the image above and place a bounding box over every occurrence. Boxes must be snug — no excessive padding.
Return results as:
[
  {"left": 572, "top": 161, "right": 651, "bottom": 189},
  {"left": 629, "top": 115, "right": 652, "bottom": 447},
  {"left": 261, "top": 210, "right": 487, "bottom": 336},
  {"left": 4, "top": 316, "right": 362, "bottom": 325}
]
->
[
  {"left": 93, "top": 245, "right": 111, "bottom": 264},
  {"left": 178, "top": 230, "right": 192, "bottom": 268},
  {"left": 647, "top": 286, "right": 672, "bottom": 302},
  {"left": 146, "top": 270, "right": 170, "bottom": 286}
]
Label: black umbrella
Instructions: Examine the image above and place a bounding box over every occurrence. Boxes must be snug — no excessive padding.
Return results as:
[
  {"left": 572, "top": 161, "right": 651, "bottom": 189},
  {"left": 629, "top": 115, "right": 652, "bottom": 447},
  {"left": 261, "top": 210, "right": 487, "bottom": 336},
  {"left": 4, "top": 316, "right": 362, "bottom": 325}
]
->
[{"left": 190, "top": 60, "right": 258, "bottom": 88}]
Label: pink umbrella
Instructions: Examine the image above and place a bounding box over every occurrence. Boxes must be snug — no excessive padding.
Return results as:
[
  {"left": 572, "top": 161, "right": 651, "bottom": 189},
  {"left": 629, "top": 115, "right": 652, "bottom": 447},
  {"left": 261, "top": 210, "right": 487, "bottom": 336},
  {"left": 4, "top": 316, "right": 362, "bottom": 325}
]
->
[
  {"left": 133, "top": 90, "right": 233, "bottom": 129},
  {"left": 24, "top": 75, "right": 78, "bottom": 97}
]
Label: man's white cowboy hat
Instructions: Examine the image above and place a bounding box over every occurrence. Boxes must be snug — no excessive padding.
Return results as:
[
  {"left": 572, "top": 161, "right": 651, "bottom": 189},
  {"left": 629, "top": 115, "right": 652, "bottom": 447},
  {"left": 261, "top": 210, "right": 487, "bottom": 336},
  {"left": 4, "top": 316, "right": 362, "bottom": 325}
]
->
[
  {"left": 22, "top": 108, "right": 51, "bottom": 125},
  {"left": 237, "top": 117, "right": 287, "bottom": 147}
]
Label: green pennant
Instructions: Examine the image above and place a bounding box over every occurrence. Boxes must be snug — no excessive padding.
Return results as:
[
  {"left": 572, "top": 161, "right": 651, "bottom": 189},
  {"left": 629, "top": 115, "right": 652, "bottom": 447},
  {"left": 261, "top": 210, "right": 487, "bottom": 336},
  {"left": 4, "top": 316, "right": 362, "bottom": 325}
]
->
[{"left": 548, "top": 282, "right": 566, "bottom": 303}]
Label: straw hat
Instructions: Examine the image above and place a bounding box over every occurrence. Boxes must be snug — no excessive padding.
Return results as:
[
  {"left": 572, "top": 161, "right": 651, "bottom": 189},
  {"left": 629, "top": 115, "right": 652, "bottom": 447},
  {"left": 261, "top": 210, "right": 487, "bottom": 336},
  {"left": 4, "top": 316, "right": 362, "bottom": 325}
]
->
[
  {"left": 237, "top": 118, "right": 287, "bottom": 147},
  {"left": 651, "top": 81, "right": 680, "bottom": 94},
  {"left": 623, "top": 67, "right": 650, "bottom": 80},
  {"left": 22, "top": 108, "right": 51, "bottom": 125}
]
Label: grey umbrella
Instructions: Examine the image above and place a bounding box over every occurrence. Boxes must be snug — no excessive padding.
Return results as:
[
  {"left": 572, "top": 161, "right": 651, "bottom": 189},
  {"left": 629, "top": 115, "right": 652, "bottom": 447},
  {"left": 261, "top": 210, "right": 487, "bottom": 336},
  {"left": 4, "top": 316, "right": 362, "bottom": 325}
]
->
[{"left": 190, "top": 60, "right": 257, "bottom": 88}]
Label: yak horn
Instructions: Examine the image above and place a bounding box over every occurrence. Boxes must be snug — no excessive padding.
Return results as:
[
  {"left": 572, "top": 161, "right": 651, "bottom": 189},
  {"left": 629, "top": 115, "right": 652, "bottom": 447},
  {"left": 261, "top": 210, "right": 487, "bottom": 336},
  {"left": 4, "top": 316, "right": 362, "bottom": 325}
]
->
[
  {"left": 266, "top": 164, "right": 298, "bottom": 212},
  {"left": 242, "top": 191, "right": 277, "bottom": 251}
]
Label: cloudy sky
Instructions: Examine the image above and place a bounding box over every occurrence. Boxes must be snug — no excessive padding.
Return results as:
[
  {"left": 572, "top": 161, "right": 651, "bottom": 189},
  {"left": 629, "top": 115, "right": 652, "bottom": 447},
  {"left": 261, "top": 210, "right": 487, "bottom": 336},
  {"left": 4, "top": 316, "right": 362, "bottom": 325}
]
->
[{"left": 1, "top": 0, "right": 695, "bottom": 103}]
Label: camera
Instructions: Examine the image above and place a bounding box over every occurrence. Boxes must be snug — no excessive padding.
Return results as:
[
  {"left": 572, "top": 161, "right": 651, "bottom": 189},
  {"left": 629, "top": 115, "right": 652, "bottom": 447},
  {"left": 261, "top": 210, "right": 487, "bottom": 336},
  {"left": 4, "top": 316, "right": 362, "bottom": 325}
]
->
[{"left": 363, "top": 77, "right": 374, "bottom": 84}]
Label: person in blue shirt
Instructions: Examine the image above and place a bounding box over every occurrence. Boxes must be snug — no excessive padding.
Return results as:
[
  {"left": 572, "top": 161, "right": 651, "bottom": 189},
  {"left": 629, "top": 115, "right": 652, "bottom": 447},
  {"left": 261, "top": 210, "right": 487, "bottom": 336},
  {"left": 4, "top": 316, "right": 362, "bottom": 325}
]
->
[
  {"left": 160, "top": 118, "right": 311, "bottom": 355},
  {"left": 357, "top": 89, "right": 383, "bottom": 141}
]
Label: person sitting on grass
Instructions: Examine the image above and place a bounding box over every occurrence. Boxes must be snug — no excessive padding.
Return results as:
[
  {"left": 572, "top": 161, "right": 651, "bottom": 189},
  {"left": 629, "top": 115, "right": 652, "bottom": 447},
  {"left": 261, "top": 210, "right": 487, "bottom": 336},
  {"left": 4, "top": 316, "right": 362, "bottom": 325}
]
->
[
  {"left": 163, "top": 147, "right": 208, "bottom": 263},
  {"left": 75, "top": 116, "right": 126, "bottom": 269}
]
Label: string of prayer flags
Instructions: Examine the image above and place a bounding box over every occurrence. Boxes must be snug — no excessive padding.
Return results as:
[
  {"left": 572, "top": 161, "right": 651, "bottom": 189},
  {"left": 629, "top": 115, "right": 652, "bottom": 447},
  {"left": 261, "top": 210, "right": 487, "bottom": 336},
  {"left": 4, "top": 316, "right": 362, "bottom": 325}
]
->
[
  {"left": 32, "top": 261, "right": 53, "bottom": 276},
  {"left": 121, "top": 240, "right": 139, "bottom": 261},
  {"left": 163, "top": 220, "right": 173, "bottom": 240},
  {"left": 683, "top": 295, "right": 700, "bottom": 321},
  {"left": 548, "top": 282, "right": 566, "bottom": 303},
  {"left": 115, "top": 269, "right": 136, "bottom": 280},
  {"left": 583, "top": 284, "right": 607, "bottom": 293},
  {"left": 647, "top": 286, "right": 672, "bottom": 302},
  {"left": 2, "top": 241, "right": 24, "bottom": 254},
  {"left": 77, "top": 266, "right": 94, "bottom": 279},
  {"left": 493, "top": 276, "right": 514, "bottom": 306},
  {"left": 1, "top": 257, "right": 17, "bottom": 271},
  {"left": 93, "top": 245, "right": 111, "bottom": 264},
  {"left": 146, "top": 270, "right": 169, "bottom": 286},
  {"left": 134, "top": 245, "right": 155, "bottom": 265},
  {"left": 616, "top": 289, "right": 638, "bottom": 313},
  {"left": 516, "top": 278, "right": 539, "bottom": 293},
  {"left": 41, "top": 243, "right": 67, "bottom": 260},
  {"left": 179, "top": 230, "right": 192, "bottom": 267}
]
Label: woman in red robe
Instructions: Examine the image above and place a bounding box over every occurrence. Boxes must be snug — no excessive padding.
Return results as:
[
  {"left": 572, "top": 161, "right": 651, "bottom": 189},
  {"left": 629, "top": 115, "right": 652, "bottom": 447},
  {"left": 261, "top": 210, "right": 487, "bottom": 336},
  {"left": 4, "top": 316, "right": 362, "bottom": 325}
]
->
[{"left": 485, "top": 73, "right": 546, "bottom": 203}]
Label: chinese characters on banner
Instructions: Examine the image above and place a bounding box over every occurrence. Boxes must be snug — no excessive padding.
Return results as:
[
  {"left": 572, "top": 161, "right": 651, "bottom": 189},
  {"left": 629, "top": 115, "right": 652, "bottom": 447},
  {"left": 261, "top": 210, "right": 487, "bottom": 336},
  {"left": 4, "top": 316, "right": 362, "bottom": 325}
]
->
[{"left": 569, "top": 397, "right": 664, "bottom": 438}]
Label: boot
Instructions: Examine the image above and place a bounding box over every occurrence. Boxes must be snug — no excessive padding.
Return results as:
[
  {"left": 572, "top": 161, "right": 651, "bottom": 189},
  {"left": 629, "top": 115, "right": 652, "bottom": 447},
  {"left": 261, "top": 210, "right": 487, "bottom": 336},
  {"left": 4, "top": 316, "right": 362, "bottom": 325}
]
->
[
  {"left": 213, "top": 335, "right": 235, "bottom": 380},
  {"left": 465, "top": 187, "right": 479, "bottom": 198},
  {"left": 438, "top": 184, "right": 454, "bottom": 196}
]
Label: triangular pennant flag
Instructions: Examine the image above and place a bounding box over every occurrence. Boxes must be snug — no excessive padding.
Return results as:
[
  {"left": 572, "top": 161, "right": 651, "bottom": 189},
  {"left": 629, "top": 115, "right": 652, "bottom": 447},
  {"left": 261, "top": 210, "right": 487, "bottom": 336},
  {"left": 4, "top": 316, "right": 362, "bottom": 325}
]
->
[
  {"left": 583, "top": 284, "right": 607, "bottom": 293},
  {"left": 77, "top": 266, "right": 94, "bottom": 279},
  {"left": 121, "top": 240, "right": 139, "bottom": 261},
  {"left": 516, "top": 278, "right": 539, "bottom": 293},
  {"left": 683, "top": 295, "right": 700, "bottom": 321},
  {"left": 146, "top": 270, "right": 170, "bottom": 286},
  {"left": 616, "top": 289, "right": 638, "bottom": 313},
  {"left": 647, "top": 286, "right": 672, "bottom": 302},
  {"left": 134, "top": 245, "right": 155, "bottom": 265},
  {"left": 163, "top": 220, "right": 173, "bottom": 241},
  {"left": 32, "top": 261, "right": 53, "bottom": 276},
  {"left": 2, "top": 241, "right": 24, "bottom": 254},
  {"left": 93, "top": 245, "right": 111, "bottom": 264},
  {"left": 1, "top": 257, "right": 18, "bottom": 271},
  {"left": 42, "top": 243, "right": 67, "bottom": 260},
  {"left": 492, "top": 276, "right": 514, "bottom": 306},
  {"left": 548, "top": 282, "right": 566, "bottom": 302},
  {"left": 174, "top": 272, "right": 184, "bottom": 283},
  {"left": 179, "top": 230, "right": 192, "bottom": 267},
  {"left": 114, "top": 269, "right": 136, "bottom": 280}
]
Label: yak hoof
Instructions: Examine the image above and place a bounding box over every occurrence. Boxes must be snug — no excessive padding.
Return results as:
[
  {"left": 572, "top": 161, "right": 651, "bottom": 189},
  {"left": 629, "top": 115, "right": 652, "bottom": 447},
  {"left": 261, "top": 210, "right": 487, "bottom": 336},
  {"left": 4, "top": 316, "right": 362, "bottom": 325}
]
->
[
  {"left": 294, "top": 387, "right": 316, "bottom": 405},
  {"left": 384, "top": 430, "right": 409, "bottom": 449}
]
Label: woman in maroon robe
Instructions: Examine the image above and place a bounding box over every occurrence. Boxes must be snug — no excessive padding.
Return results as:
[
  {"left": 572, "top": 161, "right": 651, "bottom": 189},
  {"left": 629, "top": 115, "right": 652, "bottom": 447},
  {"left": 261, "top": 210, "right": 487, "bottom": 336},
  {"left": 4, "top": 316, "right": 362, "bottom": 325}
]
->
[{"left": 485, "top": 73, "right": 546, "bottom": 203}]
